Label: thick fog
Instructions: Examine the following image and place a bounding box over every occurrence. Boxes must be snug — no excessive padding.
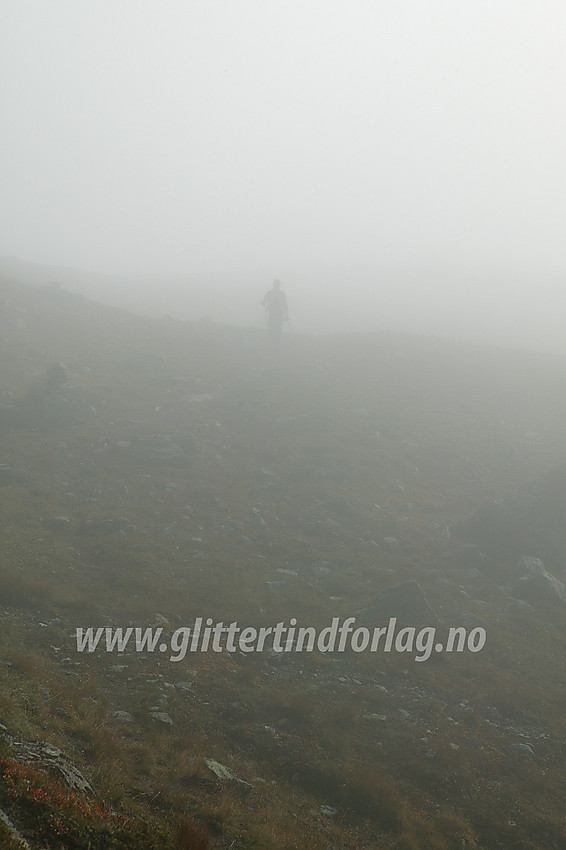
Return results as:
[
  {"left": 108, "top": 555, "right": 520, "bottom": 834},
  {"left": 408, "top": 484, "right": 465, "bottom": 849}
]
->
[{"left": 2, "top": 1, "right": 566, "bottom": 350}]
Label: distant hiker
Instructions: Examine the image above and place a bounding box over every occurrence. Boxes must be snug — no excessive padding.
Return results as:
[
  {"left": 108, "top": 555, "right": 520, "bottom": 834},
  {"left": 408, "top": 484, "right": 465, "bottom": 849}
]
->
[{"left": 261, "top": 279, "right": 288, "bottom": 345}]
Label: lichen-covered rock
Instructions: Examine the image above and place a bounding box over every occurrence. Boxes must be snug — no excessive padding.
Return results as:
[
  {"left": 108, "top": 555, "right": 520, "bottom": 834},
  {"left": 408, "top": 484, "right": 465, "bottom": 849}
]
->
[
  {"left": 0, "top": 726, "right": 93, "bottom": 795},
  {"left": 10, "top": 741, "right": 94, "bottom": 795}
]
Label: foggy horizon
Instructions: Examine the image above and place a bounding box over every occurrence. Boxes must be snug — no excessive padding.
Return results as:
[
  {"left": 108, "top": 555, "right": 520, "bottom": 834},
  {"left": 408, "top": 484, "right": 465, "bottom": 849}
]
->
[
  {"left": 2, "top": 1, "right": 566, "bottom": 350},
  {"left": 3, "top": 253, "right": 566, "bottom": 358}
]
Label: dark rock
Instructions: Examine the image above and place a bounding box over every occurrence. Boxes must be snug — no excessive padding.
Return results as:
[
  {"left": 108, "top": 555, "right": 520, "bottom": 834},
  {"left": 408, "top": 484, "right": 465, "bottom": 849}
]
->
[
  {"left": 453, "top": 465, "right": 566, "bottom": 570},
  {"left": 353, "top": 579, "right": 439, "bottom": 624}
]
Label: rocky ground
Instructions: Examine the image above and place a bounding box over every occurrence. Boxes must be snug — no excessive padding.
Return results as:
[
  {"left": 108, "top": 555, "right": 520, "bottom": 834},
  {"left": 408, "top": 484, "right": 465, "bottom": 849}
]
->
[{"left": 2, "top": 277, "right": 566, "bottom": 848}]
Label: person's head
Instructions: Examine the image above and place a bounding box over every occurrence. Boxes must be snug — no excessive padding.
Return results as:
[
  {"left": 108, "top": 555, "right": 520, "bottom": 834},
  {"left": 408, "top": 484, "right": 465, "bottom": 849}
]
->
[{"left": 273, "top": 279, "right": 281, "bottom": 289}]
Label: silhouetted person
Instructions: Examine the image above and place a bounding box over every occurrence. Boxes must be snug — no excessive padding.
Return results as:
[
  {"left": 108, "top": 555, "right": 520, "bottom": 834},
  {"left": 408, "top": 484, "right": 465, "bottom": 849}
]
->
[{"left": 261, "top": 279, "right": 288, "bottom": 346}]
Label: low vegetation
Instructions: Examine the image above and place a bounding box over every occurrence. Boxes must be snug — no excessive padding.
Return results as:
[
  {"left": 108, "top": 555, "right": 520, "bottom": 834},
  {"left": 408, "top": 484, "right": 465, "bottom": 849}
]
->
[{"left": 2, "top": 277, "right": 566, "bottom": 847}]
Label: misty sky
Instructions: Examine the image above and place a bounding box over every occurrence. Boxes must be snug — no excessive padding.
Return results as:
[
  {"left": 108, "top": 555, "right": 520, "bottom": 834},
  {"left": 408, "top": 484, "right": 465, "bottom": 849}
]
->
[{"left": 2, "top": 1, "right": 566, "bottom": 345}]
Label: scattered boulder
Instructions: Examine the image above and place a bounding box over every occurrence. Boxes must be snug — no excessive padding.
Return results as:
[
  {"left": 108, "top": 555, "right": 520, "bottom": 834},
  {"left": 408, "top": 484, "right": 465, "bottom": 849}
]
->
[
  {"left": 205, "top": 758, "right": 252, "bottom": 789},
  {"left": 503, "top": 597, "right": 534, "bottom": 615},
  {"left": 219, "top": 518, "right": 244, "bottom": 537},
  {"left": 353, "top": 579, "right": 439, "bottom": 624},
  {"left": 9, "top": 740, "right": 93, "bottom": 794},
  {"left": 41, "top": 515, "right": 71, "bottom": 531},
  {"left": 513, "top": 556, "right": 566, "bottom": 606},
  {"left": 79, "top": 516, "right": 137, "bottom": 535},
  {"left": 454, "top": 465, "right": 566, "bottom": 570},
  {"left": 510, "top": 743, "right": 535, "bottom": 758},
  {"left": 112, "top": 711, "right": 134, "bottom": 723},
  {"left": 150, "top": 711, "right": 173, "bottom": 725},
  {"left": 320, "top": 804, "right": 337, "bottom": 816},
  {"left": 515, "top": 555, "right": 545, "bottom": 576},
  {"left": 129, "top": 434, "right": 192, "bottom": 466},
  {"left": 0, "top": 806, "right": 31, "bottom": 849}
]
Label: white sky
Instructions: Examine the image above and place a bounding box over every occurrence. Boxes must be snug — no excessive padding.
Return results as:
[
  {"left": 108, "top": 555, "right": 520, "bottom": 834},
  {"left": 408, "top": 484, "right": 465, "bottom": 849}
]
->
[{"left": 1, "top": 1, "right": 566, "bottom": 345}]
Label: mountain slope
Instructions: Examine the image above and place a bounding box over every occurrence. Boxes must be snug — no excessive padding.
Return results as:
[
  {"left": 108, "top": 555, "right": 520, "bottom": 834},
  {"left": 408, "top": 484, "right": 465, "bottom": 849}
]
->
[{"left": 2, "top": 276, "right": 566, "bottom": 849}]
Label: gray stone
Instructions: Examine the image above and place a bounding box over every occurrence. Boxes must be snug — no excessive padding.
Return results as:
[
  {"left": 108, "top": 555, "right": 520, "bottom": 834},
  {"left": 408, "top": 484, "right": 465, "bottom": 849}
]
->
[
  {"left": 510, "top": 743, "right": 535, "bottom": 758},
  {"left": 354, "top": 580, "right": 439, "bottom": 624},
  {"left": 112, "top": 711, "right": 133, "bottom": 723},
  {"left": 154, "top": 613, "right": 169, "bottom": 626},
  {"left": 91, "top": 517, "right": 137, "bottom": 534},
  {"left": 516, "top": 555, "right": 546, "bottom": 575},
  {"left": 0, "top": 806, "right": 31, "bottom": 849},
  {"left": 515, "top": 564, "right": 566, "bottom": 606},
  {"left": 205, "top": 758, "right": 252, "bottom": 789},
  {"left": 503, "top": 597, "right": 534, "bottom": 615},
  {"left": 11, "top": 740, "right": 93, "bottom": 794},
  {"left": 359, "top": 538, "right": 380, "bottom": 551},
  {"left": 41, "top": 515, "right": 71, "bottom": 530},
  {"left": 39, "top": 686, "right": 51, "bottom": 706},
  {"left": 150, "top": 711, "right": 173, "bottom": 725},
  {"left": 220, "top": 519, "right": 244, "bottom": 536},
  {"left": 265, "top": 581, "right": 287, "bottom": 592},
  {"left": 320, "top": 805, "right": 337, "bottom": 816},
  {"left": 130, "top": 434, "right": 192, "bottom": 466}
]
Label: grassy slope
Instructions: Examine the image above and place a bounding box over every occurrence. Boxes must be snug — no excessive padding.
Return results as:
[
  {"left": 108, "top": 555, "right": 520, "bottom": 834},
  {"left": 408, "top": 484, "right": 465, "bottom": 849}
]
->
[{"left": 2, "top": 278, "right": 566, "bottom": 848}]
